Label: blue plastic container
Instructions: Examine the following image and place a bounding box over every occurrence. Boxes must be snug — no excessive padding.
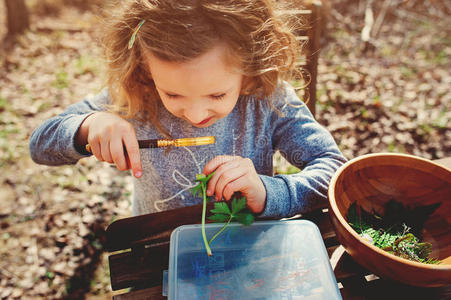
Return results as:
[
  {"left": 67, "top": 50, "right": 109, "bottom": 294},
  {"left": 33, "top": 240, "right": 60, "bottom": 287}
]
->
[
  {"left": 168, "top": 220, "right": 341, "bottom": 300},
  {"left": 166, "top": 220, "right": 342, "bottom": 299}
]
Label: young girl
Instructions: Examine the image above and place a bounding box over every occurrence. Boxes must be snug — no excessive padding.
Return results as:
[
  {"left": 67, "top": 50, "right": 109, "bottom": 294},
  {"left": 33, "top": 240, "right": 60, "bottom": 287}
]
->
[{"left": 30, "top": 0, "right": 346, "bottom": 217}]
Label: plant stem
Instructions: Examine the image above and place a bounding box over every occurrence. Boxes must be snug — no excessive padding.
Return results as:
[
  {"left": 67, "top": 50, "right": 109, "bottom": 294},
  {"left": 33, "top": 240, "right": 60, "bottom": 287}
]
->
[
  {"left": 200, "top": 184, "right": 212, "bottom": 256},
  {"left": 208, "top": 216, "right": 232, "bottom": 245}
]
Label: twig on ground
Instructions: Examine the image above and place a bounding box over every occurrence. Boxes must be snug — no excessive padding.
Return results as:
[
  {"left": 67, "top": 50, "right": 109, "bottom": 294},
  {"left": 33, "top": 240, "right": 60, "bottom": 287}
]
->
[
  {"left": 373, "top": 0, "right": 392, "bottom": 38},
  {"left": 361, "top": 0, "right": 374, "bottom": 43},
  {"left": 361, "top": 0, "right": 376, "bottom": 53}
]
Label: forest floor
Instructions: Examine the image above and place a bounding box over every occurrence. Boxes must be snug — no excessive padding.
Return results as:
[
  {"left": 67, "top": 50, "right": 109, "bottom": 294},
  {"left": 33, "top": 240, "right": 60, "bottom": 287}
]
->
[{"left": 0, "top": 0, "right": 449, "bottom": 299}]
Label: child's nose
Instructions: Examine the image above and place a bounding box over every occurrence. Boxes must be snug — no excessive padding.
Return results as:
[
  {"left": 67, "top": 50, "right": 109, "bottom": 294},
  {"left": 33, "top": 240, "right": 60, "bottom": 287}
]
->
[{"left": 183, "top": 106, "right": 209, "bottom": 124}]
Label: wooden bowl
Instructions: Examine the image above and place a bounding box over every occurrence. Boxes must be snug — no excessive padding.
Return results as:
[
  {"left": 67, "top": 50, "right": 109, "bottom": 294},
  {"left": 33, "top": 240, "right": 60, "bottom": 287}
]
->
[{"left": 328, "top": 153, "right": 451, "bottom": 287}]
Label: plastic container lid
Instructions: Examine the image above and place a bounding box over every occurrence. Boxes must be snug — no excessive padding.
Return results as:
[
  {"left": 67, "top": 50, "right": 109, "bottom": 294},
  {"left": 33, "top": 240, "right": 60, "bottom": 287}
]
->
[{"left": 167, "top": 220, "right": 341, "bottom": 299}]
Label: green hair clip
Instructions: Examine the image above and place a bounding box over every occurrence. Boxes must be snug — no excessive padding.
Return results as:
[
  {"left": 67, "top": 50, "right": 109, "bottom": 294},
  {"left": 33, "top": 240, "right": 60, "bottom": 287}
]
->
[{"left": 128, "top": 20, "right": 146, "bottom": 50}]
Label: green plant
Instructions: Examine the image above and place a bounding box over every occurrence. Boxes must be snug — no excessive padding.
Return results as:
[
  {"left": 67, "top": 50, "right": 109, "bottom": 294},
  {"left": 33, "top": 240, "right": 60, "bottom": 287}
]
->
[
  {"left": 192, "top": 173, "right": 254, "bottom": 256},
  {"left": 192, "top": 173, "right": 214, "bottom": 256},
  {"left": 347, "top": 200, "right": 441, "bottom": 264},
  {"left": 208, "top": 196, "right": 254, "bottom": 244}
]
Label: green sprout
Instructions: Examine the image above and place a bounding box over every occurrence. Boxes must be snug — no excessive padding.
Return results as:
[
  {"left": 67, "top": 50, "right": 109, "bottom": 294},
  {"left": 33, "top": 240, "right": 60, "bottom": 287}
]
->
[{"left": 192, "top": 173, "right": 254, "bottom": 256}]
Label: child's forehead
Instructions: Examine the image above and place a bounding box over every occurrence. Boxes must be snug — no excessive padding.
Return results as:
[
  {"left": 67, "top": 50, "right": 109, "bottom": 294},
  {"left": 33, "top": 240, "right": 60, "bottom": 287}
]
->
[
  {"left": 142, "top": 44, "right": 243, "bottom": 94},
  {"left": 143, "top": 43, "right": 242, "bottom": 72}
]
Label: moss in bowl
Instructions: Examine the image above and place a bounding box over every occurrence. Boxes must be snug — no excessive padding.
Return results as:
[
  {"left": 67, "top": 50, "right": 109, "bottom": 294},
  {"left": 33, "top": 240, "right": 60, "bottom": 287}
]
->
[{"left": 328, "top": 153, "right": 451, "bottom": 287}]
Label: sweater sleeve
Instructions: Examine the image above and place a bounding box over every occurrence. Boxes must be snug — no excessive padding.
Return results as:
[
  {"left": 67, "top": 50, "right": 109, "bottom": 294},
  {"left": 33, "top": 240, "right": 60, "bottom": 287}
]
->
[
  {"left": 29, "top": 89, "right": 110, "bottom": 165},
  {"left": 259, "top": 84, "right": 347, "bottom": 218}
]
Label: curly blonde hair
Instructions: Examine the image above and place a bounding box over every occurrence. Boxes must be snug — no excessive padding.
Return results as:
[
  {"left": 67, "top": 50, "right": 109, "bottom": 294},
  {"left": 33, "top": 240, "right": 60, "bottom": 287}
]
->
[{"left": 102, "top": 0, "right": 301, "bottom": 135}]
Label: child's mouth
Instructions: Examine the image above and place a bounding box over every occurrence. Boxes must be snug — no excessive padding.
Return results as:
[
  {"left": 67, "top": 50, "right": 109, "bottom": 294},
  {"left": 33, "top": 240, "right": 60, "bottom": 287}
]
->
[{"left": 196, "top": 117, "right": 212, "bottom": 126}]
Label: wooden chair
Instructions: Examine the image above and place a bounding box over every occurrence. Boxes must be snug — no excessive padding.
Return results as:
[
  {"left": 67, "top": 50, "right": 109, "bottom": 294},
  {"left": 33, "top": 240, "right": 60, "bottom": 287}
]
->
[{"left": 106, "top": 3, "right": 324, "bottom": 299}]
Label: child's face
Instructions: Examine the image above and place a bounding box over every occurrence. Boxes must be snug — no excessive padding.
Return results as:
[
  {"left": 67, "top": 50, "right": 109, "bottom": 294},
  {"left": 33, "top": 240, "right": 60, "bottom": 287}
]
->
[{"left": 145, "top": 44, "right": 243, "bottom": 128}]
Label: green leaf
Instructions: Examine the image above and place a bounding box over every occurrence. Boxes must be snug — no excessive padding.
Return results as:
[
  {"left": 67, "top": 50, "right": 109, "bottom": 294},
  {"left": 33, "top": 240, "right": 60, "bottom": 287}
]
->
[
  {"left": 195, "top": 172, "right": 215, "bottom": 185},
  {"left": 234, "top": 211, "right": 254, "bottom": 226},
  {"left": 347, "top": 202, "right": 361, "bottom": 231},
  {"left": 210, "top": 202, "right": 231, "bottom": 215},
  {"left": 195, "top": 173, "right": 206, "bottom": 181},
  {"left": 205, "top": 172, "right": 215, "bottom": 181},
  {"left": 191, "top": 184, "right": 201, "bottom": 197},
  {"left": 193, "top": 170, "right": 255, "bottom": 255},
  {"left": 231, "top": 196, "right": 246, "bottom": 215},
  {"left": 208, "top": 214, "right": 230, "bottom": 222}
]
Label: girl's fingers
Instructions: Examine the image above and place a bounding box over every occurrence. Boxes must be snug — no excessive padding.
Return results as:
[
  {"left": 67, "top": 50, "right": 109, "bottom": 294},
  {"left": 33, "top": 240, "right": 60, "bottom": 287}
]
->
[
  {"left": 204, "top": 156, "right": 266, "bottom": 214},
  {"left": 85, "top": 114, "right": 140, "bottom": 174},
  {"left": 125, "top": 154, "right": 132, "bottom": 170},
  {"left": 217, "top": 169, "right": 247, "bottom": 201},
  {"left": 204, "top": 155, "right": 239, "bottom": 195},
  {"left": 110, "top": 137, "right": 127, "bottom": 171},
  {"left": 213, "top": 164, "right": 246, "bottom": 200},
  {"left": 203, "top": 155, "right": 236, "bottom": 175},
  {"left": 89, "top": 140, "right": 102, "bottom": 161},
  {"left": 123, "top": 134, "right": 142, "bottom": 178},
  {"left": 100, "top": 139, "right": 113, "bottom": 163},
  {"left": 222, "top": 175, "right": 248, "bottom": 201}
]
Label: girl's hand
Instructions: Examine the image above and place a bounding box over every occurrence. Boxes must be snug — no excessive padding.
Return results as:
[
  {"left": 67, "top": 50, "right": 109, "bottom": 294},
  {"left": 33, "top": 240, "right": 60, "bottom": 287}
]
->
[
  {"left": 203, "top": 155, "right": 266, "bottom": 214},
  {"left": 76, "top": 112, "right": 142, "bottom": 178}
]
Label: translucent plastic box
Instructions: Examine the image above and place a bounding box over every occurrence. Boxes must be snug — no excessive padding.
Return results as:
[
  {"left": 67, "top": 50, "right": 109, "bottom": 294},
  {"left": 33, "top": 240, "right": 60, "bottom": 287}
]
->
[{"left": 166, "top": 220, "right": 342, "bottom": 299}]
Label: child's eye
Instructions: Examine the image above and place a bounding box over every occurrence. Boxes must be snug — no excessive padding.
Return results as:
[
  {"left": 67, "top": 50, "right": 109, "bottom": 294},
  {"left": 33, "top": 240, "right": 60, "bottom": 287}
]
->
[
  {"left": 211, "top": 93, "right": 226, "bottom": 100},
  {"left": 166, "top": 93, "right": 179, "bottom": 99}
]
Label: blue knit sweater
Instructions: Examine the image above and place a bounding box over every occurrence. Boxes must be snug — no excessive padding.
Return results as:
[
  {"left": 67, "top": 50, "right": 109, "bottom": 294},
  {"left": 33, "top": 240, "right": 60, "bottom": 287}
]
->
[{"left": 29, "top": 83, "right": 346, "bottom": 217}]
